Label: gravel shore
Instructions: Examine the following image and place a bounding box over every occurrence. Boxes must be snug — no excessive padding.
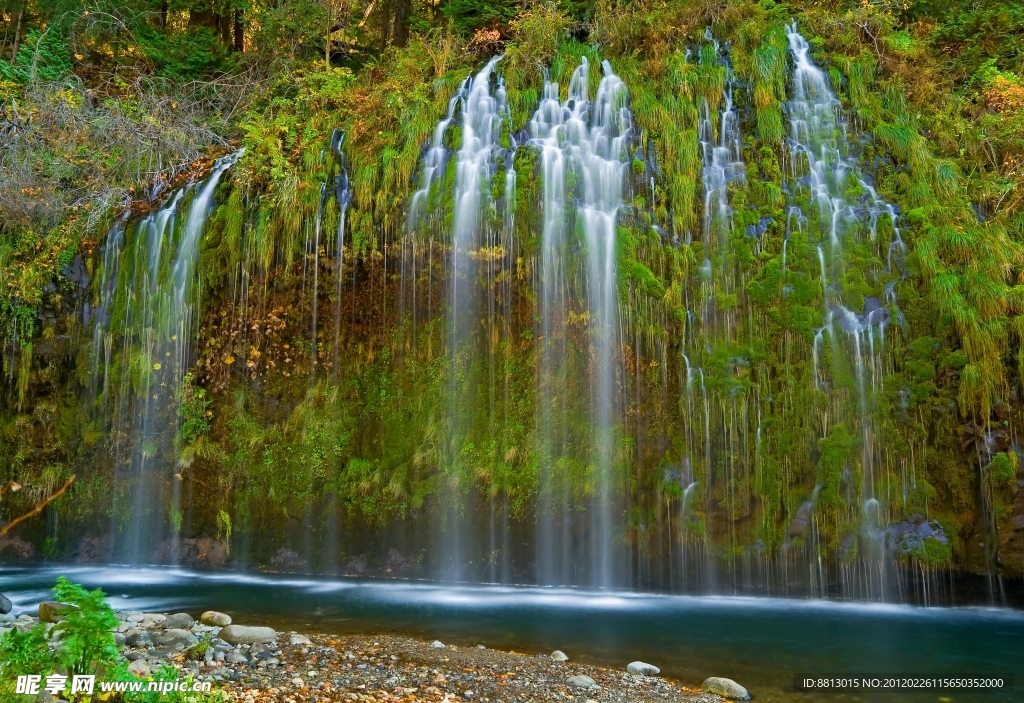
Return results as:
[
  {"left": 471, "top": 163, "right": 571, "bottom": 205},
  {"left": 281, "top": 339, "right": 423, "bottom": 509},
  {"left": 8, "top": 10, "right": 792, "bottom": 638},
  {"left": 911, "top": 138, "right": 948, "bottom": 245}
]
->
[
  {"left": 211, "top": 632, "right": 726, "bottom": 703},
  {"left": 4, "top": 608, "right": 738, "bottom": 702}
]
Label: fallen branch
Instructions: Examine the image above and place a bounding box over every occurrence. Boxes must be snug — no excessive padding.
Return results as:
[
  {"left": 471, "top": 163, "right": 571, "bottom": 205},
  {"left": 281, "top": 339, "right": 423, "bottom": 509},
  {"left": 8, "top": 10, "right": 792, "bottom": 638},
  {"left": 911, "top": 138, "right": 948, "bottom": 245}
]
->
[
  {"left": 0, "top": 480, "right": 22, "bottom": 499},
  {"left": 0, "top": 475, "right": 75, "bottom": 537}
]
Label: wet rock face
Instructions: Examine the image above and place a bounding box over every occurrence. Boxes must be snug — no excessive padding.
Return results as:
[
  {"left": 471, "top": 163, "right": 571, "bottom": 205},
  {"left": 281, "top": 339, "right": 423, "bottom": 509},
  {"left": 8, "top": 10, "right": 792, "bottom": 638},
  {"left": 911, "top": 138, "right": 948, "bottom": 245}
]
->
[
  {"left": 786, "top": 502, "right": 813, "bottom": 538},
  {"left": 884, "top": 518, "right": 949, "bottom": 555}
]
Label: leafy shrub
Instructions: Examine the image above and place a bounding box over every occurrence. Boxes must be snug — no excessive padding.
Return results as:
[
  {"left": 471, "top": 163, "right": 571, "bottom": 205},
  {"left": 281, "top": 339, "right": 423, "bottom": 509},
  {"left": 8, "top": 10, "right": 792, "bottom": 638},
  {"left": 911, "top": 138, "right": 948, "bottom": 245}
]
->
[{"left": 0, "top": 29, "right": 73, "bottom": 84}]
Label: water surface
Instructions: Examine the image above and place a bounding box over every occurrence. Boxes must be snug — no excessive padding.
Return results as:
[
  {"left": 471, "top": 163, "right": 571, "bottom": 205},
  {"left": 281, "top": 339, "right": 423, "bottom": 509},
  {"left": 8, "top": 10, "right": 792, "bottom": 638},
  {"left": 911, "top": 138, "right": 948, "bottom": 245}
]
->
[{"left": 2, "top": 566, "right": 1021, "bottom": 702}]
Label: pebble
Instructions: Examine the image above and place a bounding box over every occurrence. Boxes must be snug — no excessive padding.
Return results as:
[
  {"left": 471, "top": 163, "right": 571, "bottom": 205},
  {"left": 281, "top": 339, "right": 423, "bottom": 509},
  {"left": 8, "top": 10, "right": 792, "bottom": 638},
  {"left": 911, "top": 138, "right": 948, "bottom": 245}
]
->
[
  {"left": 567, "top": 674, "right": 598, "bottom": 688},
  {"left": 38, "top": 601, "right": 78, "bottom": 623},
  {"left": 165, "top": 612, "right": 195, "bottom": 629},
  {"left": 551, "top": 649, "right": 569, "bottom": 661},
  {"left": 288, "top": 633, "right": 311, "bottom": 645},
  {"left": 431, "top": 640, "right": 445, "bottom": 648},
  {"left": 702, "top": 676, "right": 751, "bottom": 700},
  {"left": 627, "top": 660, "right": 661, "bottom": 676},
  {"left": 201, "top": 611, "right": 232, "bottom": 627},
  {"left": 219, "top": 625, "right": 277, "bottom": 645},
  {"left": 127, "top": 659, "right": 150, "bottom": 676},
  {"left": 158, "top": 628, "right": 199, "bottom": 647}
]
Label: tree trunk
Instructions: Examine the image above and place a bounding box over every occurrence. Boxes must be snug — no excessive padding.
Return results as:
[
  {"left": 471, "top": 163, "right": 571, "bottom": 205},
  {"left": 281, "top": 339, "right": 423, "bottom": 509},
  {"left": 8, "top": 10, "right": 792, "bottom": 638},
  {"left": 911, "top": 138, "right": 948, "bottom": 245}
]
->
[
  {"left": 379, "top": 0, "right": 391, "bottom": 51},
  {"left": 11, "top": 0, "right": 25, "bottom": 63},
  {"left": 392, "top": 0, "right": 411, "bottom": 48},
  {"left": 160, "top": 0, "right": 169, "bottom": 30},
  {"left": 219, "top": 13, "right": 232, "bottom": 45},
  {"left": 234, "top": 8, "right": 244, "bottom": 52}
]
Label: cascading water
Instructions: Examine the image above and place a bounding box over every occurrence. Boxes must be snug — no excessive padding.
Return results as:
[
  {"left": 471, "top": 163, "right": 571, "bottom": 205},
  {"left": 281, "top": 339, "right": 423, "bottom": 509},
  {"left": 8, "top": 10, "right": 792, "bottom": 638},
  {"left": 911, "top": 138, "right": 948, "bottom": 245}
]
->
[
  {"left": 785, "top": 22, "right": 911, "bottom": 599},
  {"left": 574, "top": 60, "right": 632, "bottom": 587},
  {"left": 96, "top": 150, "right": 242, "bottom": 563},
  {"left": 443, "top": 56, "right": 509, "bottom": 580},
  {"left": 526, "top": 57, "right": 634, "bottom": 587}
]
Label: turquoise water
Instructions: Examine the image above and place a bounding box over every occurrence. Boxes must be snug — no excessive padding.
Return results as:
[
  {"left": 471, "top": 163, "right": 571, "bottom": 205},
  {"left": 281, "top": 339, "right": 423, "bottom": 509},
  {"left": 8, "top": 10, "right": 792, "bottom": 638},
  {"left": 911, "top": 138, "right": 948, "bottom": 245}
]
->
[{"left": 2, "top": 566, "right": 1021, "bottom": 702}]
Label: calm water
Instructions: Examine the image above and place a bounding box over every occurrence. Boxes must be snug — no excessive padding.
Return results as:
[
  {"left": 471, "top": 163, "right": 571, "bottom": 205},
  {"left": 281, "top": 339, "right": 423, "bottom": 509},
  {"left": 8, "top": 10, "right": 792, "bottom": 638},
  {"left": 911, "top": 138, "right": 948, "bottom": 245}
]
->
[{"left": 1, "top": 566, "right": 1021, "bottom": 702}]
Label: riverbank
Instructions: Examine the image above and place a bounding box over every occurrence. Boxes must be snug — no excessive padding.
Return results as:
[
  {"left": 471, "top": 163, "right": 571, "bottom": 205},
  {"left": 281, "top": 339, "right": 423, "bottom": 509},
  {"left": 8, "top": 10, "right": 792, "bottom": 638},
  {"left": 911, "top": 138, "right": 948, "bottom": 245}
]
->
[{"left": 3, "top": 606, "right": 737, "bottom": 702}]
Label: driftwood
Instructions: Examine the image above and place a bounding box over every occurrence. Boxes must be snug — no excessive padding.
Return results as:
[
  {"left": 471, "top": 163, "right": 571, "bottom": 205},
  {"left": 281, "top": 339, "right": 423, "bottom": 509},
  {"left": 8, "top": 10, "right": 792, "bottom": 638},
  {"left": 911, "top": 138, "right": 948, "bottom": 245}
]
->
[{"left": 0, "top": 475, "right": 76, "bottom": 537}]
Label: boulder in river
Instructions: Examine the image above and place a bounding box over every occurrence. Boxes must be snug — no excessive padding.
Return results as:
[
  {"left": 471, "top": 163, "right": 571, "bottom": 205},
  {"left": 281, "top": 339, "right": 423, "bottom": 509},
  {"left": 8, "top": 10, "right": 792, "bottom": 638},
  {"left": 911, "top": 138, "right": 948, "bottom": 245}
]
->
[
  {"left": 165, "top": 613, "right": 195, "bottom": 629},
  {"left": 702, "top": 677, "right": 750, "bottom": 700},
  {"left": 158, "top": 628, "right": 199, "bottom": 648},
  {"left": 201, "top": 611, "right": 232, "bottom": 627},
  {"left": 566, "top": 675, "right": 597, "bottom": 688},
  {"left": 0, "top": 592, "right": 11, "bottom": 615},
  {"left": 626, "top": 661, "right": 660, "bottom": 676},
  {"left": 550, "top": 650, "right": 569, "bottom": 661},
  {"left": 219, "top": 625, "right": 277, "bottom": 645},
  {"left": 39, "top": 601, "right": 79, "bottom": 623}
]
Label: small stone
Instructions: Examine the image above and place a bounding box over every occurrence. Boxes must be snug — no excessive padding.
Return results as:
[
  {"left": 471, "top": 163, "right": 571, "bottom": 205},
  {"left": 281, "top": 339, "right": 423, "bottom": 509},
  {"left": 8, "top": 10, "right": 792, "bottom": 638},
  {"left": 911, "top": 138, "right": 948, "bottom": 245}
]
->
[
  {"left": 566, "top": 675, "right": 597, "bottom": 688},
  {"left": 550, "top": 650, "right": 569, "bottom": 662},
  {"left": 141, "top": 613, "right": 166, "bottom": 626},
  {"left": 165, "top": 613, "right": 195, "bottom": 629},
  {"left": 128, "top": 659, "right": 150, "bottom": 676},
  {"left": 227, "top": 650, "right": 249, "bottom": 664},
  {"left": 113, "top": 632, "right": 126, "bottom": 646},
  {"left": 289, "top": 634, "right": 312, "bottom": 645},
  {"left": 219, "top": 625, "right": 277, "bottom": 645},
  {"left": 125, "top": 629, "right": 154, "bottom": 647},
  {"left": 157, "top": 628, "right": 199, "bottom": 648},
  {"left": 291, "top": 677, "right": 304, "bottom": 687},
  {"left": 626, "top": 661, "right": 660, "bottom": 676},
  {"left": 702, "top": 677, "right": 750, "bottom": 700},
  {"left": 0, "top": 593, "right": 11, "bottom": 615},
  {"left": 123, "top": 611, "right": 145, "bottom": 623},
  {"left": 39, "top": 601, "right": 78, "bottom": 623},
  {"left": 201, "top": 611, "right": 232, "bottom": 627},
  {"left": 357, "top": 664, "right": 367, "bottom": 670},
  {"left": 126, "top": 651, "right": 145, "bottom": 661},
  {"left": 463, "top": 690, "right": 475, "bottom": 699},
  {"left": 0, "top": 613, "right": 14, "bottom": 624},
  {"left": 431, "top": 640, "right": 445, "bottom": 648}
]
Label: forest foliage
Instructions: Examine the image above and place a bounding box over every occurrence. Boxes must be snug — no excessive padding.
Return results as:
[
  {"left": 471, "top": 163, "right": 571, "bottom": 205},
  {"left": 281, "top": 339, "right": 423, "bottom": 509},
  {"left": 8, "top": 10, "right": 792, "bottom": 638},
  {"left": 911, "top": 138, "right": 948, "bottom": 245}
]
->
[{"left": 1, "top": 0, "right": 1024, "bottom": 575}]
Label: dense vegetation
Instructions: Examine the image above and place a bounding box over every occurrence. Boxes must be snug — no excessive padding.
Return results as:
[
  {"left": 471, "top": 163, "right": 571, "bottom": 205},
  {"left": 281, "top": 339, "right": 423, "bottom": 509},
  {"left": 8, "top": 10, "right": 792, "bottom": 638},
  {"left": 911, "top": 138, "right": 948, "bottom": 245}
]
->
[{"left": 1, "top": 0, "right": 1023, "bottom": 592}]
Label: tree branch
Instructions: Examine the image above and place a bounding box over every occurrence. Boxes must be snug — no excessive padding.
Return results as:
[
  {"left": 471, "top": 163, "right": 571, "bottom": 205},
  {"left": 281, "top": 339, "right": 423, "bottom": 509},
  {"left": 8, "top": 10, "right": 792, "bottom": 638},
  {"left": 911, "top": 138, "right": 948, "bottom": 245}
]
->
[{"left": 0, "top": 475, "right": 75, "bottom": 537}]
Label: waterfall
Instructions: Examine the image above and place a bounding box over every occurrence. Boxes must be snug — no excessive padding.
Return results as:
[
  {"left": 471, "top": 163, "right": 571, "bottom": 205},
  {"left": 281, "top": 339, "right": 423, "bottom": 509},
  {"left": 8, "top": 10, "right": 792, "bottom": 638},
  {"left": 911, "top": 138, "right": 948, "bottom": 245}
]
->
[
  {"left": 530, "top": 67, "right": 571, "bottom": 586},
  {"left": 575, "top": 60, "right": 631, "bottom": 587},
  {"left": 444, "top": 55, "right": 508, "bottom": 580},
  {"left": 785, "top": 22, "right": 909, "bottom": 599},
  {"left": 526, "top": 57, "right": 633, "bottom": 587},
  {"left": 104, "top": 149, "right": 242, "bottom": 564}
]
